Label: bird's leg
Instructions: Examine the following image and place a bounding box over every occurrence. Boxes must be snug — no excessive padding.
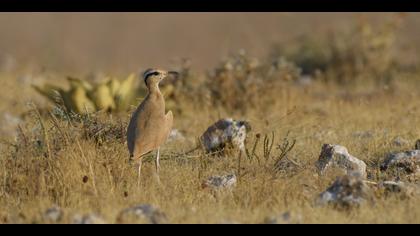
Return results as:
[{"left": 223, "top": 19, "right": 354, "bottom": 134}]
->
[
  {"left": 156, "top": 148, "right": 161, "bottom": 173},
  {"left": 137, "top": 159, "right": 143, "bottom": 188},
  {"left": 155, "top": 148, "right": 161, "bottom": 184}
]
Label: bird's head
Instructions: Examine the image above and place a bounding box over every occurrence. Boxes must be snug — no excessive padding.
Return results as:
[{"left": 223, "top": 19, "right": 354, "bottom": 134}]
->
[{"left": 142, "top": 68, "right": 179, "bottom": 87}]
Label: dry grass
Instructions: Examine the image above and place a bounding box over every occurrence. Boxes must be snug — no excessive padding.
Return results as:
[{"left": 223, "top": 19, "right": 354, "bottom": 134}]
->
[
  {"left": 1, "top": 78, "right": 419, "bottom": 223},
  {"left": 0, "top": 13, "right": 420, "bottom": 224}
]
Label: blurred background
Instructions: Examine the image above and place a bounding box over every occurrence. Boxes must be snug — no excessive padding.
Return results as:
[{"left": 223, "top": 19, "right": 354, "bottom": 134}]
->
[{"left": 0, "top": 13, "right": 419, "bottom": 75}]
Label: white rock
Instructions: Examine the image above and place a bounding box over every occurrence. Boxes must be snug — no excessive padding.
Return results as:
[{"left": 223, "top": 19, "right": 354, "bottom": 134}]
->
[
  {"left": 316, "top": 173, "right": 371, "bottom": 208},
  {"left": 263, "top": 211, "right": 302, "bottom": 224},
  {"left": 202, "top": 174, "right": 237, "bottom": 190},
  {"left": 380, "top": 181, "right": 405, "bottom": 193},
  {"left": 43, "top": 206, "right": 63, "bottom": 223},
  {"left": 73, "top": 213, "right": 106, "bottom": 224},
  {"left": 316, "top": 144, "right": 367, "bottom": 178},
  {"left": 378, "top": 181, "right": 420, "bottom": 197},
  {"left": 200, "top": 118, "right": 251, "bottom": 154},
  {"left": 117, "top": 204, "right": 167, "bottom": 224},
  {"left": 380, "top": 150, "right": 420, "bottom": 173}
]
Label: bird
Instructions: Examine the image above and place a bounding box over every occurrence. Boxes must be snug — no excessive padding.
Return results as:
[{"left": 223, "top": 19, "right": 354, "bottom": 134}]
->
[{"left": 127, "top": 68, "right": 178, "bottom": 186}]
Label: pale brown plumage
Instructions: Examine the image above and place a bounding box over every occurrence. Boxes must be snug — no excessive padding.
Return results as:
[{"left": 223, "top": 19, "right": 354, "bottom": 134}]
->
[
  {"left": 127, "top": 88, "right": 173, "bottom": 159},
  {"left": 127, "top": 69, "right": 177, "bottom": 186}
]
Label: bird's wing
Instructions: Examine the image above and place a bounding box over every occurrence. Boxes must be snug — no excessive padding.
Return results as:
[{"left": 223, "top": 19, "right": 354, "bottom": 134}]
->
[
  {"left": 164, "top": 110, "right": 174, "bottom": 139},
  {"left": 128, "top": 99, "right": 159, "bottom": 159},
  {"left": 126, "top": 109, "right": 138, "bottom": 157}
]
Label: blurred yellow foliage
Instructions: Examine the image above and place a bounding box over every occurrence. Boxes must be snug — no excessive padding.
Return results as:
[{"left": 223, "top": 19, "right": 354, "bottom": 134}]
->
[{"left": 32, "top": 73, "right": 138, "bottom": 114}]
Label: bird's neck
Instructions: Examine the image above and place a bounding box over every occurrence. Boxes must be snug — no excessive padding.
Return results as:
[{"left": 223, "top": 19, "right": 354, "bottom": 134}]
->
[
  {"left": 146, "top": 83, "right": 165, "bottom": 109},
  {"left": 147, "top": 82, "right": 161, "bottom": 95}
]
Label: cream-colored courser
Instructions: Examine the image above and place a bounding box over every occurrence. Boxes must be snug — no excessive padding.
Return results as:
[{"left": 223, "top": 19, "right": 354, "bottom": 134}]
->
[{"left": 127, "top": 69, "right": 177, "bottom": 186}]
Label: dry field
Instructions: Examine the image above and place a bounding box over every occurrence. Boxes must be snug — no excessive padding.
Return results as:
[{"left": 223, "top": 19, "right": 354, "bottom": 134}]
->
[{"left": 0, "top": 13, "right": 419, "bottom": 224}]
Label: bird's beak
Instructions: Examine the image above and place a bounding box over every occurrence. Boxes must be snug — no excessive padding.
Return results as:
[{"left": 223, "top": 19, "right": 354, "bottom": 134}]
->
[{"left": 168, "top": 71, "right": 179, "bottom": 78}]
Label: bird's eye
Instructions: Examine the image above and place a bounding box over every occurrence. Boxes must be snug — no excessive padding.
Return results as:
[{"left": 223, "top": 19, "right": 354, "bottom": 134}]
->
[
  {"left": 146, "top": 72, "right": 160, "bottom": 78},
  {"left": 144, "top": 69, "right": 161, "bottom": 79},
  {"left": 144, "top": 71, "right": 161, "bottom": 86}
]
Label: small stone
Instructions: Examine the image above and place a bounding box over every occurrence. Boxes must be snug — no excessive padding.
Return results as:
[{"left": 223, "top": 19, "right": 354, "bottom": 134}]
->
[
  {"left": 316, "top": 173, "right": 372, "bottom": 209},
  {"left": 117, "top": 204, "right": 167, "bottom": 224},
  {"left": 202, "top": 174, "right": 237, "bottom": 190},
  {"left": 378, "top": 181, "right": 420, "bottom": 198},
  {"left": 263, "top": 211, "right": 302, "bottom": 224},
  {"left": 73, "top": 213, "right": 106, "bottom": 224},
  {"left": 380, "top": 150, "right": 420, "bottom": 173},
  {"left": 43, "top": 206, "right": 63, "bottom": 223},
  {"left": 380, "top": 181, "right": 406, "bottom": 193},
  {"left": 316, "top": 144, "right": 367, "bottom": 178}
]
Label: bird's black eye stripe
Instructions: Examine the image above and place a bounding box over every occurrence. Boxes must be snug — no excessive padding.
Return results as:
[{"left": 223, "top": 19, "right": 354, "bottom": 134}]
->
[
  {"left": 143, "top": 71, "right": 161, "bottom": 86},
  {"left": 144, "top": 71, "right": 160, "bottom": 79}
]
